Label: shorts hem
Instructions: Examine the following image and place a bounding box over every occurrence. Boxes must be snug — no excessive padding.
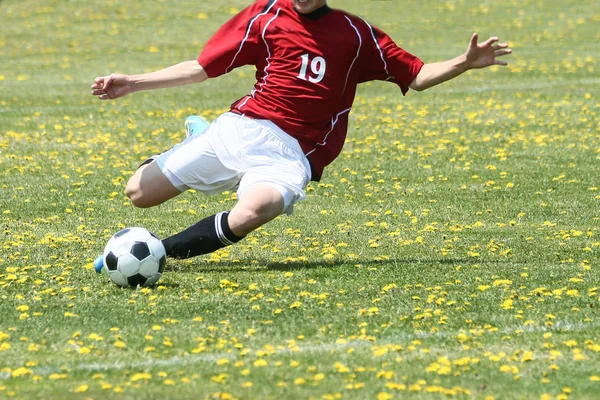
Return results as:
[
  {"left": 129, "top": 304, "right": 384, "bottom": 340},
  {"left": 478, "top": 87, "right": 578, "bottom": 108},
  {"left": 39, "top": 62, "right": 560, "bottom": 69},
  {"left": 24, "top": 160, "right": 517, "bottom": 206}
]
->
[
  {"left": 237, "top": 182, "right": 305, "bottom": 216},
  {"left": 156, "top": 157, "right": 189, "bottom": 192}
]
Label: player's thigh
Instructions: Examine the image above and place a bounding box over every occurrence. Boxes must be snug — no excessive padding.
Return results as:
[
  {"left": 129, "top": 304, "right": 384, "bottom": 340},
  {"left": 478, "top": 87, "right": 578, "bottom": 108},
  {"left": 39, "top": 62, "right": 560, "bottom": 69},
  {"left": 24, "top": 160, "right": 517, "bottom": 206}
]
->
[
  {"left": 228, "top": 185, "right": 285, "bottom": 236},
  {"left": 125, "top": 162, "right": 181, "bottom": 208},
  {"left": 157, "top": 133, "right": 242, "bottom": 195}
]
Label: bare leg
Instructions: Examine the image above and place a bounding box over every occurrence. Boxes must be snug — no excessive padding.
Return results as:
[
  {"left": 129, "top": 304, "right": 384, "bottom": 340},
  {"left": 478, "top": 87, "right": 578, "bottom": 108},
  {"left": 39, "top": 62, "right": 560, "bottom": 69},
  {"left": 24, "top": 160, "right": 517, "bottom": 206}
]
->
[
  {"left": 228, "top": 184, "right": 285, "bottom": 237},
  {"left": 125, "top": 161, "right": 182, "bottom": 208},
  {"left": 161, "top": 184, "right": 285, "bottom": 259}
]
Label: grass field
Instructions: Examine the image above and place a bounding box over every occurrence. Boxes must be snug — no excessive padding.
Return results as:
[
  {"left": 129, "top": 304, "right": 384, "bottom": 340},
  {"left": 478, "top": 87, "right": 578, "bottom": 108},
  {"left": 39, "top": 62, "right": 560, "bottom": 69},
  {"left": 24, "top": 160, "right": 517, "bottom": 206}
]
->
[{"left": 1, "top": 0, "right": 599, "bottom": 399}]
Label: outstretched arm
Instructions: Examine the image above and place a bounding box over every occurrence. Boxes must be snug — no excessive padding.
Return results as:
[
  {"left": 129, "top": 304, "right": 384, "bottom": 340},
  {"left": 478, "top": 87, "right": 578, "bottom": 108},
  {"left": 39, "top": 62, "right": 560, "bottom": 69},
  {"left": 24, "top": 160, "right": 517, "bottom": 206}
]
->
[
  {"left": 409, "top": 33, "right": 511, "bottom": 92},
  {"left": 91, "top": 60, "right": 208, "bottom": 100}
]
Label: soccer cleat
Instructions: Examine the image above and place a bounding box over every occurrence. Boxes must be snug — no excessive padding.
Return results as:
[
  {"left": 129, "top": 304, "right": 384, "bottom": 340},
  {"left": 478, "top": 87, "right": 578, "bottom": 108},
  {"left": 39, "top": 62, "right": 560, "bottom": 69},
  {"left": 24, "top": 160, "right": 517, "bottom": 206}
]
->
[
  {"left": 94, "top": 255, "right": 104, "bottom": 274},
  {"left": 185, "top": 115, "right": 210, "bottom": 137}
]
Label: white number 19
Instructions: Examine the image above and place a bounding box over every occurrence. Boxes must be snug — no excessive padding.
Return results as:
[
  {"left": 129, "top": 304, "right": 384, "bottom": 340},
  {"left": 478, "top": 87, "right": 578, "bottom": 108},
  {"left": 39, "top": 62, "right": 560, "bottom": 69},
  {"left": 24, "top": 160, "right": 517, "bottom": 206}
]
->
[{"left": 297, "top": 53, "right": 326, "bottom": 83}]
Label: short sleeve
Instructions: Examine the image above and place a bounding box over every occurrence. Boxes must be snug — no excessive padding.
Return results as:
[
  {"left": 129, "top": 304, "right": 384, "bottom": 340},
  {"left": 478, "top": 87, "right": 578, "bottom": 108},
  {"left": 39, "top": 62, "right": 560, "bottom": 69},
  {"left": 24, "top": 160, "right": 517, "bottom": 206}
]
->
[
  {"left": 198, "top": 0, "right": 273, "bottom": 78},
  {"left": 358, "top": 24, "right": 424, "bottom": 95}
]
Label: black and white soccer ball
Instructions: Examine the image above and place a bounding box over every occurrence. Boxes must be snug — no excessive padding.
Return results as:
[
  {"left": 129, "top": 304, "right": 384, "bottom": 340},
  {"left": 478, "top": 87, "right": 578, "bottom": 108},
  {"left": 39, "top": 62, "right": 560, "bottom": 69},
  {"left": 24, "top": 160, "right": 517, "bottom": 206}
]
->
[{"left": 102, "top": 227, "right": 166, "bottom": 288}]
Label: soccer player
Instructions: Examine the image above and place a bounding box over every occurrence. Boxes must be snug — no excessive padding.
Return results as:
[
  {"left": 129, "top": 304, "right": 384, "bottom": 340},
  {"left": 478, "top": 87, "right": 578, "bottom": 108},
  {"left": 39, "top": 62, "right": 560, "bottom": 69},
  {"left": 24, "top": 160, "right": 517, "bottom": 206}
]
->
[{"left": 91, "top": 0, "right": 511, "bottom": 270}]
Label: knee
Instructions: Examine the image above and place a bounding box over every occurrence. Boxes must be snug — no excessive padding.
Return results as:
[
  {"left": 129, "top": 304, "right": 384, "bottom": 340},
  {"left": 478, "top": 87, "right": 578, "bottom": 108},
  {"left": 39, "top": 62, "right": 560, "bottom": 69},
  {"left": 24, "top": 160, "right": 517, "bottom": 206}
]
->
[
  {"left": 232, "top": 207, "right": 264, "bottom": 226},
  {"left": 228, "top": 206, "right": 279, "bottom": 236}
]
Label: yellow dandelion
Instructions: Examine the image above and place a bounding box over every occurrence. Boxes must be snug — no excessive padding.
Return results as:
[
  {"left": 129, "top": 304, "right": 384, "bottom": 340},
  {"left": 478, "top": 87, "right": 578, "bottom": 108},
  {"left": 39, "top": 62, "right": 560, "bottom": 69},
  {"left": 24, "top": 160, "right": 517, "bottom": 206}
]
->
[
  {"left": 74, "top": 384, "right": 88, "bottom": 393},
  {"left": 521, "top": 351, "right": 534, "bottom": 362},
  {"left": 131, "top": 373, "right": 152, "bottom": 382},
  {"left": 11, "top": 367, "right": 32, "bottom": 377},
  {"left": 253, "top": 359, "right": 267, "bottom": 367},
  {"left": 313, "top": 373, "right": 325, "bottom": 381}
]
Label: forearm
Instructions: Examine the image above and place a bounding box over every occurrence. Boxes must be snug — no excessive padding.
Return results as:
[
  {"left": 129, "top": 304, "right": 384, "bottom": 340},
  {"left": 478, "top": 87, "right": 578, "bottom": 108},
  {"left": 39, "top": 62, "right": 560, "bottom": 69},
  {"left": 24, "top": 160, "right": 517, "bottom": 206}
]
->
[
  {"left": 409, "top": 54, "right": 469, "bottom": 91},
  {"left": 130, "top": 60, "right": 208, "bottom": 93}
]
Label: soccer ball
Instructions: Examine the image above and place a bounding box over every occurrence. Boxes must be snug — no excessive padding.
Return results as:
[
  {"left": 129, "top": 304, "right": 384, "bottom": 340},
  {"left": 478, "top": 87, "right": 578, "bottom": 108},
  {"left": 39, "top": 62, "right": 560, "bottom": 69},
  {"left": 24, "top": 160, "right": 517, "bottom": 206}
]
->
[{"left": 102, "top": 227, "right": 166, "bottom": 287}]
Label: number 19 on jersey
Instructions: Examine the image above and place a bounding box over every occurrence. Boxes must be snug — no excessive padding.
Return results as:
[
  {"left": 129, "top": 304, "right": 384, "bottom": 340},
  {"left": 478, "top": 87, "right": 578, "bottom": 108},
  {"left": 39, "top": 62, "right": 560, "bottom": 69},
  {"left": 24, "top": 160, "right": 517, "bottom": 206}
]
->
[{"left": 297, "top": 53, "right": 327, "bottom": 83}]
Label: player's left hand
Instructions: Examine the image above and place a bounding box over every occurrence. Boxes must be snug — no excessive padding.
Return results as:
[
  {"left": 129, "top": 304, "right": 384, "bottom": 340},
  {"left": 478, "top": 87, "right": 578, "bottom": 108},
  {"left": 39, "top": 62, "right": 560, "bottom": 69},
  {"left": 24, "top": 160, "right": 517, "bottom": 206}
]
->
[{"left": 465, "top": 33, "right": 512, "bottom": 69}]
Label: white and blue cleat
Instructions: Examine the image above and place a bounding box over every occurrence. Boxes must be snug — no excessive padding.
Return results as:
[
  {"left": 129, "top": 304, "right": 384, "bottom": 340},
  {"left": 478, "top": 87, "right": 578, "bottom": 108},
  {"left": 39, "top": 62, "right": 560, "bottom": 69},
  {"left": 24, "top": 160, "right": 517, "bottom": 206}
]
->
[
  {"left": 185, "top": 115, "right": 210, "bottom": 138},
  {"left": 94, "top": 255, "right": 104, "bottom": 274}
]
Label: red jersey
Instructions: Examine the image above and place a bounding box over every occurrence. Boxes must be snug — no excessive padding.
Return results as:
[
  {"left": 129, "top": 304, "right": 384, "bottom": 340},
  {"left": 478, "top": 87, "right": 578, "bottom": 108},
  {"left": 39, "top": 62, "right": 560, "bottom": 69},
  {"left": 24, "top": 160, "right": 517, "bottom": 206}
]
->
[{"left": 198, "top": 0, "right": 423, "bottom": 181}]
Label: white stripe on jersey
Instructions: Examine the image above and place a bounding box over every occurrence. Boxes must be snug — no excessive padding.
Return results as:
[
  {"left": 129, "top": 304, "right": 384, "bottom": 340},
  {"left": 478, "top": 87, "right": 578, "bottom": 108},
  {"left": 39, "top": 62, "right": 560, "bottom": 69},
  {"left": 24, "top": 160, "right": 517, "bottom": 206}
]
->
[
  {"left": 360, "top": 17, "right": 391, "bottom": 79},
  {"left": 237, "top": 95, "right": 252, "bottom": 111},
  {"left": 305, "top": 107, "right": 352, "bottom": 157},
  {"left": 225, "top": 0, "right": 279, "bottom": 74},
  {"left": 306, "top": 17, "right": 361, "bottom": 157},
  {"left": 256, "top": 8, "right": 281, "bottom": 95},
  {"left": 239, "top": 7, "right": 282, "bottom": 112},
  {"left": 342, "top": 16, "right": 362, "bottom": 96}
]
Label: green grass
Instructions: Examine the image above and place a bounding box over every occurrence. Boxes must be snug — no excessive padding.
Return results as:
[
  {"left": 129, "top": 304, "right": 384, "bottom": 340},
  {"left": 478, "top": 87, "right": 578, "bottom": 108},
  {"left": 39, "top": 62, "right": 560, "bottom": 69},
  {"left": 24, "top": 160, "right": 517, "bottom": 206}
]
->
[{"left": 1, "top": 0, "right": 599, "bottom": 399}]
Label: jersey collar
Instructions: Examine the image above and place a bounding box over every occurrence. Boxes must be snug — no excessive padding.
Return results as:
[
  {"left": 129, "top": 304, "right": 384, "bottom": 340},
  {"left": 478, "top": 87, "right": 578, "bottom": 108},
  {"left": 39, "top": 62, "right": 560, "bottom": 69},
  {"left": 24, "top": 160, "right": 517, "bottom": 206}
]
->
[{"left": 295, "top": 4, "right": 332, "bottom": 21}]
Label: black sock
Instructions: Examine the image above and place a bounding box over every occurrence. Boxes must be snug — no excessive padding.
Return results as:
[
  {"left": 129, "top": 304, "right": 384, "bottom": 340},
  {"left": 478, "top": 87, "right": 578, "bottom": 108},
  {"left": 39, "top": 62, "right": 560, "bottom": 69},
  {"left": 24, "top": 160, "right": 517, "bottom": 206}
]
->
[{"left": 162, "top": 212, "right": 244, "bottom": 259}]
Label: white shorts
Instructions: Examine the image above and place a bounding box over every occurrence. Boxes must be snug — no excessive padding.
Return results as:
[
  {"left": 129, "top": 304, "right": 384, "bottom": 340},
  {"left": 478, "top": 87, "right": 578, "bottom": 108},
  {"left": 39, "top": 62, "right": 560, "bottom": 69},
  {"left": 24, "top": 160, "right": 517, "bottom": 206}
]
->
[{"left": 156, "top": 112, "right": 312, "bottom": 215}]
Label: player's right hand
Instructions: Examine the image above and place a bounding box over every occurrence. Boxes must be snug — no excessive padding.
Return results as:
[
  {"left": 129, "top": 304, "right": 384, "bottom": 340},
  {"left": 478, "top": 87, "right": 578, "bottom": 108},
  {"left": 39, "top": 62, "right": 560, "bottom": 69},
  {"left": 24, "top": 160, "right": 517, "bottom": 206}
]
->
[{"left": 91, "top": 73, "right": 133, "bottom": 100}]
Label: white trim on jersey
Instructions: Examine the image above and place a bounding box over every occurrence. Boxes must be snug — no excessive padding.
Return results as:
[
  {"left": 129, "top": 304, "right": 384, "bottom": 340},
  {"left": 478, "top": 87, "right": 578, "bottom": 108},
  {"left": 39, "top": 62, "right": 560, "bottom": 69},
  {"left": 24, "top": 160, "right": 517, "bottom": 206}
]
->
[
  {"left": 305, "top": 18, "right": 361, "bottom": 158},
  {"left": 237, "top": 7, "right": 281, "bottom": 111},
  {"left": 360, "top": 17, "right": 391, "bottom": 79},
  {"left": 237, "top": 95, "right": 252, "bottom": 111},
  {"left": 225, "top": 0, "right": 279, "bottom": 74},
  {"left": 239, "top": 7, "right": 282, "bottom": 112},
  {"left": 342, "top": 16, "right": 362, "bottom": 96},
  {"left": 305, "top": 107, "right": 352, "bottom": 157},
  {"left": 256, "top": 8, "right": 281, "bottom": 95}
]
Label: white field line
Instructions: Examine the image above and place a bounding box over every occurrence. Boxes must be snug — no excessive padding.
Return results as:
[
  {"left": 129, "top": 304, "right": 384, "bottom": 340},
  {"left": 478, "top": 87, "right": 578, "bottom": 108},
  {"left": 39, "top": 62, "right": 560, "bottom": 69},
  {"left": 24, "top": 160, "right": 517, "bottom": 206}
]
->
[{"left": 1, "top": 319, "right": 598, "bottom": 380}]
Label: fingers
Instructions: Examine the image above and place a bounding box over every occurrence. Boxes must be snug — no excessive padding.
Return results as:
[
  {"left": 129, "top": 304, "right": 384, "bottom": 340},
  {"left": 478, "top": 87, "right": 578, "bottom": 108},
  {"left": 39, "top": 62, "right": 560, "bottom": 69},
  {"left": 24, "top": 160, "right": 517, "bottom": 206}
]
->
[
  {"left": 91, "top": 90, "right": 111, "bottom": 100},
  {"left": 90, "top": 74, "right": 115, "bottom": 90},
  {"left": 482, "top": 36, "right": 499, "bottom": 48},
  {"left": 91, "top": 80, "right": 107, "bottom": 99},
  {"left": 91, "top": 76, "right": 105, "bottom": 90},
  {"left": 102, "top": 74, "right": 114, "bottom": 90},
  {"left": 471, "top": 33, "right": 501, "bottom": 48},
  {"left": 494, "top": 49, "right": 512, "bottom": 57},
  {"left": 470, "top": 33, "right": 478, "bottom": 48},
  {"left": 91, "top": 84, "right": 113, "bottom": 100},
  {"left": 91, "top": 74, "right": 116, "bottom": 99},
  {"left": 492, "top": 42, "right": 512, "bottom": 58},
  {"left": 91, "top": 88, "right": 109, "bottom": 97}
]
